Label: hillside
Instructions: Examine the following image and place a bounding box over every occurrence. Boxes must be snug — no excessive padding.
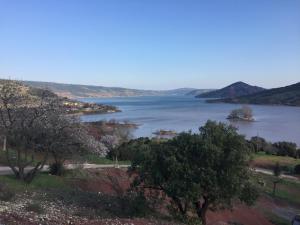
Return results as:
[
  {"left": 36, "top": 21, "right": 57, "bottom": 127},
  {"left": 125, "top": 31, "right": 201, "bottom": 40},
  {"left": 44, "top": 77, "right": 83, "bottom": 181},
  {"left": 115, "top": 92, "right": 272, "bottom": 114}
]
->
[
  {"left": 0, "top": 79, "right": 58, "bottom": 104},
  {"left": 208, "top": 82, "right": 300, "bottom": 106},
  {"left": 0, "top": 80, "right": 119, "bottom": 114},
  {"left": 196, "top": 81, "right": 265, "bottom": 98},
  {"left": 185, "top": 89, "right": 214, "bottom": 96},
  {"left": 23, "top": 81, "right": 198, "bottom": 98}
]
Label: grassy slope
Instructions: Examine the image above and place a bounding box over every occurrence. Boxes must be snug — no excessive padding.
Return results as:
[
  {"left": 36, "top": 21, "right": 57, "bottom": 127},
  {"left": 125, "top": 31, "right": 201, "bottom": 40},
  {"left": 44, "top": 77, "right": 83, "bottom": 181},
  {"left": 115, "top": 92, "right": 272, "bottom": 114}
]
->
[
  {"left": 0, "top": 173, "right": 69, "bottom": 192},
  {"left": 252, "top": 152, "right": 300, "bottom": 171},
  {"left": 254, "top": 171, "right": 300, "bottom": 225},
  {"left": 255, "top": 172, "right": 300, "bottom": 206}
]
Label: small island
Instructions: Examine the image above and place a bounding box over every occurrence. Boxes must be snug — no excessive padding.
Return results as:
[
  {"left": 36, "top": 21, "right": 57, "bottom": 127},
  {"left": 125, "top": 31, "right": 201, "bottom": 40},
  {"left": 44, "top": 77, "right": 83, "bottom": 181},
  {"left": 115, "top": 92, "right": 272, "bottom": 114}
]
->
[
  {"left": 153, "top": 129, "right": 177, "bottom": 138},
  {"left": 227, "top": 105, "right": 254, "bottom": 122}
]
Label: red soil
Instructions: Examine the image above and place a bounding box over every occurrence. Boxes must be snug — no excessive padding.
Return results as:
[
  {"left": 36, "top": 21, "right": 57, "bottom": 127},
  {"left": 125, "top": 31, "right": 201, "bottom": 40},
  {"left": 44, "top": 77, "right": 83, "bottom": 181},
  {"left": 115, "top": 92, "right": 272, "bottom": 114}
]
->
[
  {"left": 207, "top": 204, "right": 273, "bottom": 225},
  {"left": 74, "top": 168, "right": 273, "bottom": 225}
]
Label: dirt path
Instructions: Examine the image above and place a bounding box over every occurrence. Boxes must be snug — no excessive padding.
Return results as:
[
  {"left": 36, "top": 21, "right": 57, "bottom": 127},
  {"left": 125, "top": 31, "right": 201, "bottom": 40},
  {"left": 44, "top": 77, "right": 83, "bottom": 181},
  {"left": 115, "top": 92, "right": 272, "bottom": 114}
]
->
[
  {"left": 0, "top": 163, "right": 129, "bottom": 175},
  {"left": 253, "top": 168, "right": 299, "bottom": 182}
]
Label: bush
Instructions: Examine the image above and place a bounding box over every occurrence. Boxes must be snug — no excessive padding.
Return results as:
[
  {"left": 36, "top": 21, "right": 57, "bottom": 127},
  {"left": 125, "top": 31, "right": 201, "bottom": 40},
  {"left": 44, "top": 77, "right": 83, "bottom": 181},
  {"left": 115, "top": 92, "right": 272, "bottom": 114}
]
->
[
  {"left": 249, "top": 136, "right": 268, "bottom": 153},
  {"left": 48, "top": 189, "right": 152, "bottom": 218},
  {"left": 273, "top": 142, "right": 298, "bottom": 158},
  {"left": 49, "top": 162, "right": 65, "bottom": 176},
  {"left": 107, "top": 137, "right": 151, "bottom": 161},
  {"left": 0, "top": 183, "right": 15, "bottom": 201},
  {"left": 25, "top": 202, "right": 44, "bottom": 214},
  {"left": 294, "top": 164, "right": 300, "bottom": 175}
]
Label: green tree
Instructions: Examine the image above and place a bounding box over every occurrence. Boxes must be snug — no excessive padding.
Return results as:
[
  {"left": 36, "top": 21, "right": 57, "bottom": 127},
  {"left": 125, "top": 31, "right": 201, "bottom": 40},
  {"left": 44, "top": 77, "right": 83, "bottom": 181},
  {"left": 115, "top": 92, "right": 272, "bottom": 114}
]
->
[
  {"left": 130, "top": 120, "right": 258, "bottom": 225},
  {"left": 273, "top": 142, "right": 298, "bottom": 158},
  {"left": 107, "top": 137, "right": 151, "bottom": 162},
  {"left": 249, "top": 136, "right": 268, "bottom": 152}
]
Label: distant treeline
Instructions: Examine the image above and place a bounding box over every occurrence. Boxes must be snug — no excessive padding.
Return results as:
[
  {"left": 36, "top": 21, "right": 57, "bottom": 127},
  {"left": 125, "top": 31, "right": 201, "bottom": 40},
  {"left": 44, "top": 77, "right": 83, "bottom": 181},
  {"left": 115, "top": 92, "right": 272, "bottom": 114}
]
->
[
  {"left": 247, "top": 136, "right": 299, "bottom": 158},
  {"left": 107, "top": 133, "right": 300, "bottom": 163}
]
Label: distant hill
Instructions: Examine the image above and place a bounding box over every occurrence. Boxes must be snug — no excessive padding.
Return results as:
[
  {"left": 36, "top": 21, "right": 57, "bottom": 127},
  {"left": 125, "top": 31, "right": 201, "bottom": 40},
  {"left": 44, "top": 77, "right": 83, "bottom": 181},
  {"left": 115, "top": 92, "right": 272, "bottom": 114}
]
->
[
  {"left": 186, "top": 89, "right": 214, "bottom": 96},
  {"left": 162, "top": 88, "right": 200, "bottom": 96},
  {"left": 23, "top": 81, "right": 198, "bottom": 98},
  {"left": 209, "top": 82, "right": 300, "bottom": 106},
  {"left": 196, "top": 82, "right": 265, "bottom": 98},
  {"left": 0, "top": 79, "right": 120, "bottom": 113},
  {"left": 0, "top": 79, "right": 58, "bottom": 101}
]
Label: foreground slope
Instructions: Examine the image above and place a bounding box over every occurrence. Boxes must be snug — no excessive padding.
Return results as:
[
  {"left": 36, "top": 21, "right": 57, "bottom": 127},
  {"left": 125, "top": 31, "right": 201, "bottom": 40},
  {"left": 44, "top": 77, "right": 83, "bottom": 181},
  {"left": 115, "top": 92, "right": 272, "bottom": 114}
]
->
[
  {"left": 209, "top": 82, "right": 300, "bottom": 106},
  {"left": 196, "top": 81, "right": 265, "bottom": 98}
]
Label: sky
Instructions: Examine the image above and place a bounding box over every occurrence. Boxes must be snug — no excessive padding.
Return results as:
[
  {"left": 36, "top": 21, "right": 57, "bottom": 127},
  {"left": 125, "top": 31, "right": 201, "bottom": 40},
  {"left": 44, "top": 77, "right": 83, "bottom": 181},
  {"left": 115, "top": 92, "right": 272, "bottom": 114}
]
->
[{"left": 0, "top": 0, "right": 299, "bottom": 90}]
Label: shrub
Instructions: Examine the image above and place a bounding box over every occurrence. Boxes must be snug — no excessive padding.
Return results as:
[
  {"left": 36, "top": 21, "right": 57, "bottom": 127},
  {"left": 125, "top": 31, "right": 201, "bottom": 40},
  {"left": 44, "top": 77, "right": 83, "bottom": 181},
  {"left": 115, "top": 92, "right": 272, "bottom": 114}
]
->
[
  {"left": 273, "top": 142, "right": 298, "bottom": 158},
  {"left": 107, "top": 137, "right": 151, "bottom": 161},
  {"left": 249, "top": 136, "right": 268, "bottom": 152},
  {"left": 49, "top": 162, "right": 65, "bottom": 176},
  {"left": 294, "top": 164, "right": 300, "bottom": 175},
  {"left": 0, "top": 183, "right": 15, "bottom": 201}
]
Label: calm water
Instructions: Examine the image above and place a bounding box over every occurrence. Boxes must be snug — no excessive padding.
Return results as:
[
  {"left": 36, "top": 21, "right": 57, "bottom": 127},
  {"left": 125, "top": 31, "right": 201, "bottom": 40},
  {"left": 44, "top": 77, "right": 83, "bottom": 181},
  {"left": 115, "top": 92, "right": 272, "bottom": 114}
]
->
[{"left": 80, "top": 96, "right": 300, "bottom": 146}]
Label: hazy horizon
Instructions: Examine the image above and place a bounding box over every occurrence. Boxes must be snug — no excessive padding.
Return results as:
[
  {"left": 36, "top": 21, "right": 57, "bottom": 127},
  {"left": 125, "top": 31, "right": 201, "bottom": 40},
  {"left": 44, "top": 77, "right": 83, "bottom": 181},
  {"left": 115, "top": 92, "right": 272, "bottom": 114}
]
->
[
  {"left": 1, "top": 0, "right": 300, "bottom": 89},
  {"left": 7, "top": 78, "right": 299, "bottom": 91}
]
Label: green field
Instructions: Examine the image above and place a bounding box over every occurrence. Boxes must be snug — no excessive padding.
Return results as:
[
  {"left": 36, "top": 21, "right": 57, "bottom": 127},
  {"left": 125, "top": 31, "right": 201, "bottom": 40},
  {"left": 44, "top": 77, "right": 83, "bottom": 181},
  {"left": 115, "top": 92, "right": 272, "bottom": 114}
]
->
[
  {"left": 252, "top": 152, "right": 300, "bottom": 172},
  {"left": 255, "top": 172, "right": 300, "bottom": 206},
  {"left": 0, "top": 172, "right": 70, "bottom": 192}
]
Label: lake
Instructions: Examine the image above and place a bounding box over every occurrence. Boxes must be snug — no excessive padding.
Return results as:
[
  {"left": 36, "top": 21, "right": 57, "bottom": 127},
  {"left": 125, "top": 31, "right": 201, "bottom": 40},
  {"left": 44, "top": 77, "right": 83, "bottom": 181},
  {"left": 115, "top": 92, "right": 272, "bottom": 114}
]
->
[{"left": 80, "top": 96, "right": 300, "bottom": 146}]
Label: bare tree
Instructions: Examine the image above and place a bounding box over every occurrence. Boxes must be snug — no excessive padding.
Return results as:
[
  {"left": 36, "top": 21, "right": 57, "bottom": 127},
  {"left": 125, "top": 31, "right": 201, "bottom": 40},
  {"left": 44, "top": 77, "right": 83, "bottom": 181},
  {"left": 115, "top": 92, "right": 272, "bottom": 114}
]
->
[
  {"left": 0, "top": 80, "right": 113, "bottom": 181},
  {"left": 0, "top": 80, "right": 62, "bottom": 182}
]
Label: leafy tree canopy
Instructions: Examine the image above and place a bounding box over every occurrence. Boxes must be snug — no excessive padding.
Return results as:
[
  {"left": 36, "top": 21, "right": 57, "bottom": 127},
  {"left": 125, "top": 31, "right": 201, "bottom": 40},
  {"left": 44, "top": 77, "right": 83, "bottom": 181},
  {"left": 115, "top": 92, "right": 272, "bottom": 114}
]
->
[{"left": 130, "top": 120, "right": 258, "bottom": 225}]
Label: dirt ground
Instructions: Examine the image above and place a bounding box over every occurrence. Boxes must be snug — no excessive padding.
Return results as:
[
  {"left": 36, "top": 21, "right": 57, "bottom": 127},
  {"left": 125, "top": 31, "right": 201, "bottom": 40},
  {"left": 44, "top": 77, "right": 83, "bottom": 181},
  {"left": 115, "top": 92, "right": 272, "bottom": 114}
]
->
[
  {"left": 72, "top": 168, "right": 274, "bottom": 225},
  {"left": 1, "top": 167, "right": 295, "bottom": 225}
]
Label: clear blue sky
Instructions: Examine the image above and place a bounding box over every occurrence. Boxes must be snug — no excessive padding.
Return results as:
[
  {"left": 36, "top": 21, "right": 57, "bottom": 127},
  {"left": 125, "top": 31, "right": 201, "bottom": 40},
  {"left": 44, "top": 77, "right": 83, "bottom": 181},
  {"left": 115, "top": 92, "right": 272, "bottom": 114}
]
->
[{"left": 0, "top": 0, "right": 299, "bottom": 90}]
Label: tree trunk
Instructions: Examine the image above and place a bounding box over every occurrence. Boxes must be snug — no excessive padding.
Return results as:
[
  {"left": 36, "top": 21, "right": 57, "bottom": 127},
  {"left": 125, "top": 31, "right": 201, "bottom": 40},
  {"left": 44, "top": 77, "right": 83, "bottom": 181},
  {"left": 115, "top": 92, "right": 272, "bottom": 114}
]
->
[
  {"left": 201, "top": 209, "right": 208, "bottom": 225},
  {"left": 26, "top": 152, "right": 48, "bottom": 183},
  {"left": 4, "top": 145, "right": 20, "bottom": 178},
  {"left": 173, "top": 197, "right": 186, "bottom": 215},
  {"left": 273, "top": 181, "right": 277, "bottom": 196},
  {"left": 2, "top": 136, "right": 6, "bottom": 151},
  {"left": 115, "top": 155, "right": 119, "bottom": 168},
  {"left": 195, "top": 197, "right": 209, "bottom": 225}
]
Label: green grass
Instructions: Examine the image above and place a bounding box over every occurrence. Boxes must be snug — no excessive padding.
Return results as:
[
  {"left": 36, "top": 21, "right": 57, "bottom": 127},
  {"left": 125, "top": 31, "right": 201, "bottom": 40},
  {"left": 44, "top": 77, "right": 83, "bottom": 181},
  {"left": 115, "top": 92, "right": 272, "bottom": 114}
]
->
[
  {"left": 0, "top": 172, "right": 70, "bottom": 192},
  {"left": 252, "top": 152, "right": 300, "bottom": 172},
  {"left": 264, "top": 211, "right": 291, "bottom": 225},
  {"left": 255, "top": 173, "right": 300, "bottom": 206},
  {"left": 0, "top": 149, "right": 47, "bottom": 166},
  {"left": 84, "top": 153, "right": 131, "bottom": 165}
]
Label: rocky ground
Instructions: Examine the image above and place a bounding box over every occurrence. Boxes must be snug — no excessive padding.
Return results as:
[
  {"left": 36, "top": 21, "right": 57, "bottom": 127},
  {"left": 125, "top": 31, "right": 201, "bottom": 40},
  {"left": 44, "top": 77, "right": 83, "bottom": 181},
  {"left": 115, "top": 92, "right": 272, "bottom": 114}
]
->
[
  {"left": 0, "top": 168, "right": 295, "bottom": 225},
  {"left": 0, "top": 192, "right": 176, "bottom": 225}
]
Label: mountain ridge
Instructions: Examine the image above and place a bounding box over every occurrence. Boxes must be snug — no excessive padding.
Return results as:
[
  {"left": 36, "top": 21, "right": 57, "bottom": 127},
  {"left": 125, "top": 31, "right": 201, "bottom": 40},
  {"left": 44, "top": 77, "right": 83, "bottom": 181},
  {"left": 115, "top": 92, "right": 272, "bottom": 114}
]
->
[
  {"left": 22, "top": 81, "right": 202, "bottom": 98},
  {"left": 196, "top": 81, "right": 265, "bottom": 98},
  {"left": 208, "top": 82, "right": 300, "bottom": 106}
]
